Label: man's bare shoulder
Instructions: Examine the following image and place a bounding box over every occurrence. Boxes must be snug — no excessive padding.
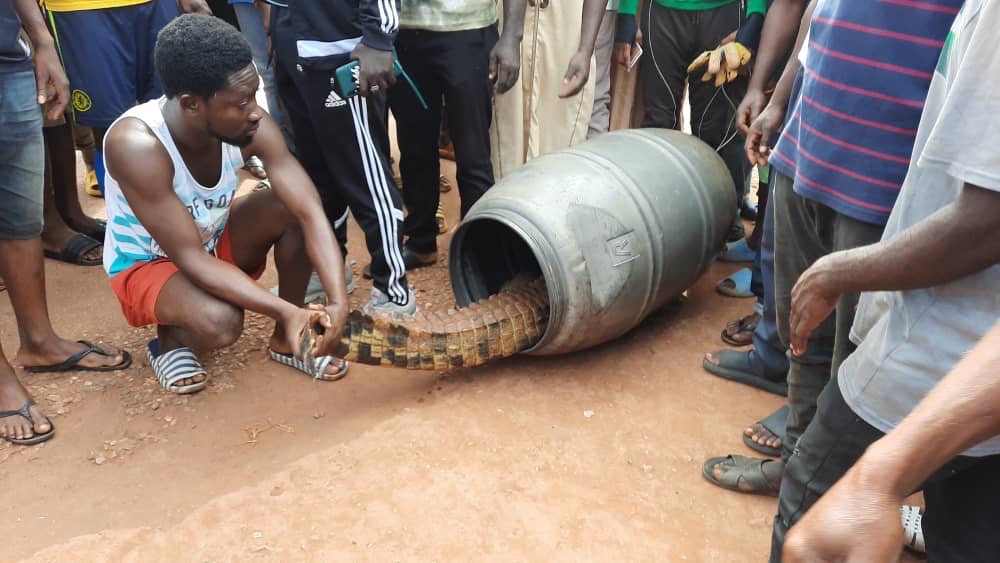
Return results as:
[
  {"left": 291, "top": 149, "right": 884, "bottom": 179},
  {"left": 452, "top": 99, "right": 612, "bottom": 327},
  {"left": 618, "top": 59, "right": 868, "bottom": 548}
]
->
[{"left": 105, "top": 117, "right": 174, "bottom": 191}]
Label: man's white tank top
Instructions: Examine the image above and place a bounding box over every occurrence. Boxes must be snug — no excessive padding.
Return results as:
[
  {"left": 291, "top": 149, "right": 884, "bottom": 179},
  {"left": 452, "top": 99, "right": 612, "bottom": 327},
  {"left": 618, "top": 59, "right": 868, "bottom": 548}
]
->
[{"left": 102, "top": 98, "right": 245, "bottom": 277}]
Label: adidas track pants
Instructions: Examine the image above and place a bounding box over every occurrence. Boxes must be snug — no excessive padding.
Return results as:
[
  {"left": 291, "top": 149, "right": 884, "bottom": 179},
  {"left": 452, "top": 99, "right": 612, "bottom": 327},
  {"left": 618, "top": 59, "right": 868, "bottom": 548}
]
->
[{"left": 273, "top": 45, "right": 410, "bottom": 306}]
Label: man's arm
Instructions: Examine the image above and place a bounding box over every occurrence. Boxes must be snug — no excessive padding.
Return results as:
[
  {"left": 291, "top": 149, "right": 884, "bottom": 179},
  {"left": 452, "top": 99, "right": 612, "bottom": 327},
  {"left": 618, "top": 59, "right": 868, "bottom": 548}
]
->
[
  {"left": 789, "top": 183, "right": 1000, "bottom": 354},
  {"left": 736, "top": 0, "right": 808, "bottom": 134},
  {"left": 244, "top": 114, "right": 350, "bottom": 337},
  {"left": 490, "top": 0, "right": 527, "bottom": 94},
  {"left": 12, "top": 0, "right": 69, "bottom": 119},
  {"left": 558, "top": 0, "right": 605, "bottom": 98},
  {"left": 104, "top": 118, "right": 300, "bottom": 325},
  {"left": 784, "top": 320, "right": 1000, "bottom": 562},
  {"left": 744, "top": 0, "right": 815, "bottom": 166}
]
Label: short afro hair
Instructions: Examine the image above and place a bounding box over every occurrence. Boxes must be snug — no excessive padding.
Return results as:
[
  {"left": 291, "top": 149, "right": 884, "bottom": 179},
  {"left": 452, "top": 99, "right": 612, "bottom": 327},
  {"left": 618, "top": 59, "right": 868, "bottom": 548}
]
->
[{"left": 155, "top": 14, "right": 254, "bottom": 99}]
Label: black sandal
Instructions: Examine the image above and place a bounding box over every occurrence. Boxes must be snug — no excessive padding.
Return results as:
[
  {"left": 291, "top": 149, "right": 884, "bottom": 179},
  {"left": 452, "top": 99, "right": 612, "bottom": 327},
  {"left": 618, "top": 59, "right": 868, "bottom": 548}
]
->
[
  {"left": 24, "top": 340, "right": 132, "bottom": 373},
  {"left": 0, "top": 399, "right": 55, "bottom": 445},
  {"left": 43, "top": 233, "right": 102, "bottom": 266}
]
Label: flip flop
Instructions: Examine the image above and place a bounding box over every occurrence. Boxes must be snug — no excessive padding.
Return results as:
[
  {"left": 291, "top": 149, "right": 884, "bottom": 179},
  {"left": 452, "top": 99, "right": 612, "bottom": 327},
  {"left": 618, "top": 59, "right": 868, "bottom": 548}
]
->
[
  {"left": 147, "top": 339, "right": 208, "bottom": 394},
  {"left": 267, "top": 313, "right": 349, "bottom": 382},
  {"left": 269, "top": 350, "right": 349, "bottom": 381},
  {"left": 0, "top": 399, "right": 55, "bottom": 445},
  {"left": 702, "top": 454, "right": 781, "bottom": 496},
  {"left": 743, "top": 404, "right": 788, "bottom": 457},
  {"left": 43, "top": 233, "right": 102, "bottom": 266},
  {"left": 24, "top": 340, "right": 132, "bottom": 373},
  {"left": 716, "top": 268, "right": 754, "bottom": 298},
  {"left": 719, "top": 239, "right": 756, "bottom": 263},
  {"left": 85, "top": 169, "right": 103, "bottom": 198},
  {"left": 703, "top": 350, "right": 787, "bottom": 396},
  {"left": 721, "top": 312, "right": 760, "bottom": 347}
]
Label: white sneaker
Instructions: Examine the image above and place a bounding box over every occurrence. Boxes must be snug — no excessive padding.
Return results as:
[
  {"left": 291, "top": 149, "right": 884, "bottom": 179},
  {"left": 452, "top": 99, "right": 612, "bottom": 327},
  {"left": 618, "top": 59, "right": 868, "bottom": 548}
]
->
[
  {"left": 270, "top": 259, "right": 356, "bottom": 304},
  {"left": 363, "top": 286, "right": 416, "bottom": 317}
]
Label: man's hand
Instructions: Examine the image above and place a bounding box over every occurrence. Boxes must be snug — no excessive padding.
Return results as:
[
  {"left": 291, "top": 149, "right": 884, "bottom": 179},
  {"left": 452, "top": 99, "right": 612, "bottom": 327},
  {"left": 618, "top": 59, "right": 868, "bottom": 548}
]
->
[
  {"left": 32, "top": 42, "right": 69, "bottom": 120},
  {"left": 745, "top": 102, "right": 785, "bottom": 166},
  {"left": 613, "top": 30, "right": 642, "bottom": 68},
  {"left": 558, "top": 50, "right": 590, "bottom": 98},
  {"left": 718, "top": 29, "right": 737, "bottom": 46},
  {"left": 318, "top": 301, "right": 349, "bottom": 355},
  {"left": 789, "top": 254, "right": 843, "bottom": 357},
  {"left": 351, "top": 43, "right": 396, "bottom": 97},
  {"left": 489, "top": 36, "right": 521, "bottom": 94},
  {"left": 736, "top": 87, "right": 767, "bottom": 136},
  {"left": 177, "top": 0, "right": 212, "bottom": 14},
  {"left": 784, "top": 460, "right": 904, "bottom": 563}
]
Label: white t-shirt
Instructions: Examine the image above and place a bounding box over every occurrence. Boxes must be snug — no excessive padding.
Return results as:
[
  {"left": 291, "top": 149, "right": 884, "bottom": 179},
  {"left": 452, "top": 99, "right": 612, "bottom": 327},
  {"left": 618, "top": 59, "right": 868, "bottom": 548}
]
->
[{"left": 839, "top": 0, "right": 1000, "bottom": 457}]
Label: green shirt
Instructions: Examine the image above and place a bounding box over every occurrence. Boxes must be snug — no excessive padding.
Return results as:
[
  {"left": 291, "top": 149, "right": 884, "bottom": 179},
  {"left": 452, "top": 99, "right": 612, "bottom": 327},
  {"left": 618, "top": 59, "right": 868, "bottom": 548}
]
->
[
  {"left": 618, "top": 0, "right": 767, "bottom": 16},
  {"left": 399, "top": 0, "right": 499, "bottom": 31}
]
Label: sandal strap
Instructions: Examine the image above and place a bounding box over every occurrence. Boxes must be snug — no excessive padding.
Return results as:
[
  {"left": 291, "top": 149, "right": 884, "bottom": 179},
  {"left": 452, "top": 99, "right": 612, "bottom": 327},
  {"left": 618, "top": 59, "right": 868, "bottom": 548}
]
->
[
  {"left": 0, "top": 398, "right": 36, "bottom": 422},
  {"left": 60, "top": 233, "right": 102, "bottom": 263},
  {"left": 269, "top": 349, "right": 336, "bottom": 380},
  {"left": 150, "top": 346, "right": 207, "bottom": 389}
]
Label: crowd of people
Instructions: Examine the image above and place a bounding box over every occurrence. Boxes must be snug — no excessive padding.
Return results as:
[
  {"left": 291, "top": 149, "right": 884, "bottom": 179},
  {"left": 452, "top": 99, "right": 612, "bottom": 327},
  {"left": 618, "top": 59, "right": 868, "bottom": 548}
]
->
[{"left": 1, "top": 0, "right": 998, "bottom": 559}]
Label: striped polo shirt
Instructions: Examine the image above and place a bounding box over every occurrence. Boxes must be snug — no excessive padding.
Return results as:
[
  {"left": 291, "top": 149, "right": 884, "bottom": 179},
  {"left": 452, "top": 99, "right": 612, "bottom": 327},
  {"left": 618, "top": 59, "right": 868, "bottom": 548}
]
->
[{"left": 770, "top": 0, "right": 962, "bottom": 225}]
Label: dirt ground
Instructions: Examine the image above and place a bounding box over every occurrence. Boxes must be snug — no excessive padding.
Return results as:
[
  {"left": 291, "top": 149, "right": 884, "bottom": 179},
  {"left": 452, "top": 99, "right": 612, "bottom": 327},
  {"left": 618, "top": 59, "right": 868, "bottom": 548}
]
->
[{"left": 1, "top": 157, "right": 915, "bottom": 562}]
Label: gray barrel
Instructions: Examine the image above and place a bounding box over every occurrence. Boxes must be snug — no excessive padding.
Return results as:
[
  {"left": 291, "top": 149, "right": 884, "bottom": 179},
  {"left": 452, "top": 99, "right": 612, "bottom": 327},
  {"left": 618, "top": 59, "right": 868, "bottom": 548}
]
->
[{"left": 450, "top": 128, "right": 735, "bottom": 356}]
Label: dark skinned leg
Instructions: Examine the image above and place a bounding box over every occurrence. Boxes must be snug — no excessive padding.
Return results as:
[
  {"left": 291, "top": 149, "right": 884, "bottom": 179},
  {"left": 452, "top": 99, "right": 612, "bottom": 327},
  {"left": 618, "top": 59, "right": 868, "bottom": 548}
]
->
[
  {"left": 223, "top": 190, "right": 346, "bottom": 375},
  {"left": 0, "top": 237, "right": 125, "bottom": 369},
  {"left": 0, "top": 341, "right": 51, "bottom": 442},
  {"left": 153, "top": 190, "right": 343, "bottom": 377},
  {"left": 39, "top": 131, "right": 102, "bottom": 263},
  {"left": 45, "top": 121, "right": 104, "bottom": 238}
]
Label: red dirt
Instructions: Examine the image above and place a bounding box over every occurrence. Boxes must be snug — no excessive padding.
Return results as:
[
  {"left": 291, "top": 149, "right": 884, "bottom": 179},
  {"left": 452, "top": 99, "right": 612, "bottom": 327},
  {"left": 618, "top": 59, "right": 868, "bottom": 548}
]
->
[{"left": 1, "top": 159, "right": 918, "bottom": 562}]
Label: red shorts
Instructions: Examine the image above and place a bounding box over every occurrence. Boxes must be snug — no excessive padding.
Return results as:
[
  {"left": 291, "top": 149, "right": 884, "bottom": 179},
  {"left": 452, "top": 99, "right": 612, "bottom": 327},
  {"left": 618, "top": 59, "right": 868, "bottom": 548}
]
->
[{"left": 109, "top": 226, "right": 266, "bottom": 327}]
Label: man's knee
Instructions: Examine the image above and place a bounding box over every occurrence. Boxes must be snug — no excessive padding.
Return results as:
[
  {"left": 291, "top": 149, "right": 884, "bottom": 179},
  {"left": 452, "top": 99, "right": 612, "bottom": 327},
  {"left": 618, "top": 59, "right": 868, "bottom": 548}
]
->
[{"left": 194, "top": 301, "right": 244, "bottom": 349}]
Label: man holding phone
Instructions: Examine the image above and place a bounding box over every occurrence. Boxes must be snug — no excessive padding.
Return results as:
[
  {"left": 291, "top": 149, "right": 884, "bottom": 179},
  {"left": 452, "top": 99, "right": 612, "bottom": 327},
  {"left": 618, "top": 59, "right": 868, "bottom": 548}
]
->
[{"left": 270, "top": 0, "right": 416, "bottom": 316}]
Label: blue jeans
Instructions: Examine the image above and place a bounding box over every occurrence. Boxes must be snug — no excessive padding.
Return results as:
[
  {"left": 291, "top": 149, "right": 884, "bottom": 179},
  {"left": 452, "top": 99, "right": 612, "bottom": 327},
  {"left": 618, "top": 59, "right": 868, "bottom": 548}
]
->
[
  {"left": 0, "top": 69, "right": 45, "bottom": 239},
  {"left": 232, "top": 2, "right": 282, "bottom": 127},
  {"left": 749, "top": 178, "right": 789, "bottom": 378}
]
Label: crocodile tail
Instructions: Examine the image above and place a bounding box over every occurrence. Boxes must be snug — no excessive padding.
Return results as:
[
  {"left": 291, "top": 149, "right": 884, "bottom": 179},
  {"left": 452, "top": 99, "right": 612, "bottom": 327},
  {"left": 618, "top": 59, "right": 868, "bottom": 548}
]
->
[{"left": 335, "top": 278, "right": 549, "bottom": 370}]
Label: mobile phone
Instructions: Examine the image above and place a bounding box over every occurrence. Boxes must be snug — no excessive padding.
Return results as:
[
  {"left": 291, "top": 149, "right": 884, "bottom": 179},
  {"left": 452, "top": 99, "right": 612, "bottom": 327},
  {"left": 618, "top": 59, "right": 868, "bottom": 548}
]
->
[
  {"left": 627, "top": 43, "right": 644, "bottom": 70},
  {"left": 334, "top": 59, "right": 404, "bottom": 98}
]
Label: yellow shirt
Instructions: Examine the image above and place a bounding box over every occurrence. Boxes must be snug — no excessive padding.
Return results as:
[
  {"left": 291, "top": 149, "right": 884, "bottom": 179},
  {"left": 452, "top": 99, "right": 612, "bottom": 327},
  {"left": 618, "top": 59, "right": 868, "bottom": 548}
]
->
[{"left": 43, "top": 0, "right": 150, "bottom": 13}]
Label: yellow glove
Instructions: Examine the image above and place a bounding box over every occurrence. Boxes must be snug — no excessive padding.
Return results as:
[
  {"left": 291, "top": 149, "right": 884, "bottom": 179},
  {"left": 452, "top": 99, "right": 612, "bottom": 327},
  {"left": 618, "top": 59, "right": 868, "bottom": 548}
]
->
[{"left": 688, "top": 42, "right": 752, "bottom": 86}]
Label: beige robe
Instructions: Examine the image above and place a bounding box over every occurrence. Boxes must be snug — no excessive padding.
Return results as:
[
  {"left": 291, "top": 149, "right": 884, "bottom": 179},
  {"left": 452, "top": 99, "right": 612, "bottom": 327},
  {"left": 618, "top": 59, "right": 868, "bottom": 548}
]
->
[{"left": 491, "top": 0, "right": 597, "bottom": 180}]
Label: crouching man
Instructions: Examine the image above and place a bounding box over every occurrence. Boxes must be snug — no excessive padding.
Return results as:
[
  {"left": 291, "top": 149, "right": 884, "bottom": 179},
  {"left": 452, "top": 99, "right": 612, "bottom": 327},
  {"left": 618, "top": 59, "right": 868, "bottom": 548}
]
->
[{"left": 103, "top": 14, "right": 350, "bottom": 393}]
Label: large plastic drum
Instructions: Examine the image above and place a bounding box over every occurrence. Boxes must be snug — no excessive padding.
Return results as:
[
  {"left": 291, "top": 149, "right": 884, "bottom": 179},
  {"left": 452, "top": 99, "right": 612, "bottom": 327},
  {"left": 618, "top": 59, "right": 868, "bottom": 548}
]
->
[{"left": 449, "top": 128, "right": 735, "bottom": 356}]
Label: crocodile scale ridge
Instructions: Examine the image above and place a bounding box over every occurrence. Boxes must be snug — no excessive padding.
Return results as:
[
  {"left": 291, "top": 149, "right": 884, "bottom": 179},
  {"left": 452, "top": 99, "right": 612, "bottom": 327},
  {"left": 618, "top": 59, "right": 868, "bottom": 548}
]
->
[{"left": 333, "top": 276, "right": 550, "bottom": 370}]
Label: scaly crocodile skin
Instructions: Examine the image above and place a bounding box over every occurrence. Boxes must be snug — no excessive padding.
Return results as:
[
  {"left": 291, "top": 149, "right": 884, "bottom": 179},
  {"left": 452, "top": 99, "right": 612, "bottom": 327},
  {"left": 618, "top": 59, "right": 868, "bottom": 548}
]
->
[{"left": 334, "top": 276, "right": 549, "bottom": 370}]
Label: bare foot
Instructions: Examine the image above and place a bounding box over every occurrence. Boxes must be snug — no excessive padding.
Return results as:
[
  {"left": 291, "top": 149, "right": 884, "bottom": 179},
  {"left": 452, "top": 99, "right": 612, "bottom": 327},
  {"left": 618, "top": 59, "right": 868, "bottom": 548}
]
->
[
  {"left": 0, "top": 363, "right": 52, "bottom": 443},
  {"left": 18, "top": 338, "right": 127, "bottom": 371},
  {"left": 744, "top": 421, "right": 783, "bottom": 451}
]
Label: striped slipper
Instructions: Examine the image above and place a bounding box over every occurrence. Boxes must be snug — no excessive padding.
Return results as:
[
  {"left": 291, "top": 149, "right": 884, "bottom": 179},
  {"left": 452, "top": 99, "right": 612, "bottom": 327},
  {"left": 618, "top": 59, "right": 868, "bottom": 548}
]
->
[
  {"left": 268, "top": 350, "right": 349, "bottom": 382},
  {"left": 147, "top": 340, "right": 208, "bottom": 394}
]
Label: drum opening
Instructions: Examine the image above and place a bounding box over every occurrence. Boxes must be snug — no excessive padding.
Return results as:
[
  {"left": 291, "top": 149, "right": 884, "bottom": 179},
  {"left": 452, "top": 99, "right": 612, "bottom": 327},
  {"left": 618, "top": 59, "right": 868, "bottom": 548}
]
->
[{"left": 450, "top": 217, "right": 545, "bottom": 304}]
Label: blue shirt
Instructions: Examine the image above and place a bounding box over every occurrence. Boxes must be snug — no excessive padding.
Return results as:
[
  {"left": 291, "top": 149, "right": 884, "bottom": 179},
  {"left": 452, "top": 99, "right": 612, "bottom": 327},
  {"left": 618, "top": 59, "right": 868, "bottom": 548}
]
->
[
  {"left": 0, "top": 0, "right": 31, "bottom": 72},
  {"left": 770, "top": 0, "right": 962, "bottom": 225}
]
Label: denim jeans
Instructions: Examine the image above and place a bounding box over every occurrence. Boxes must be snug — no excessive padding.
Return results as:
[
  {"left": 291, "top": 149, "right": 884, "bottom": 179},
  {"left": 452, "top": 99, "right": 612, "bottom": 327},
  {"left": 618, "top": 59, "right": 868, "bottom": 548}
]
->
[
  {"left": 749, "top": 176, "right": 789, "bottom": 378},
  {"left": 771, "top": 171, "right": 884, "bottom": 461},
  {"left": 0, "top": 68, "right": 45, "bottom": 239}
]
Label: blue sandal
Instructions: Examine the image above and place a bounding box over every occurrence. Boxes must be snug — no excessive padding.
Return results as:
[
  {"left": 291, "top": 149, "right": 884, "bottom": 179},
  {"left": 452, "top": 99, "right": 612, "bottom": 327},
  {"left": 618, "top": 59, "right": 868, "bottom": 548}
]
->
[{"left": 716, "top": 268, "right": 754, "bottom": 298}]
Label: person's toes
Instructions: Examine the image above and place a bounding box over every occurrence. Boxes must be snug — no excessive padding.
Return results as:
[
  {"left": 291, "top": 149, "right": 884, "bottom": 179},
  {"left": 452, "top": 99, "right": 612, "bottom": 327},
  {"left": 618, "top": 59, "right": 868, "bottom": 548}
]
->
[
  {"left": 744, "top": 422, "right": 762, "bottom": 438},
  {"left": 704, "top": 352, "right": 721, "bottom": 367},
  {"left": 27, "top": 403, "right": 51, "bottom": 435}
]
